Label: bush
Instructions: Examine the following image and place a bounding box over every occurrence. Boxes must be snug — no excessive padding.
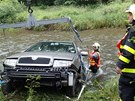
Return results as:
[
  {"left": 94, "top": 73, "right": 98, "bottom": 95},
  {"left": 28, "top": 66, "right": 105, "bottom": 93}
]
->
[
  {"left": 54, "top": 0, "right": 66, "bottom": 5},
  {"left": 54, "top": 0, "right": 76, "bottom": 5},
  {"left": 54, "top": 0, "right": 114, "bottom": 6},
  {"left": 0, "top": 0, "right": 25, "bottom": 23}
]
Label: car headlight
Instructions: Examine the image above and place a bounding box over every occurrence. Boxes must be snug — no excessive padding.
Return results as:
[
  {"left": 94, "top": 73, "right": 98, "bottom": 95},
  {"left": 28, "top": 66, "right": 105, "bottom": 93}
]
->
[
  {"left": 4, "top": 59, "right": 18, "bottom": 67},
  {"left": 53, "top": 60, "right": 72, "bottom": 67}
]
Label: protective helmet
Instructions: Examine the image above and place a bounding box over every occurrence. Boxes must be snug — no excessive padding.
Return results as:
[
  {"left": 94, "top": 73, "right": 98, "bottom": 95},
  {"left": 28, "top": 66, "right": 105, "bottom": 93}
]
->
[
  {"left": 92, "top": 42, "right": 100, "bottom": 51},
  {"left": 125, "top": 4, "right": 135, "bottom": 20}
]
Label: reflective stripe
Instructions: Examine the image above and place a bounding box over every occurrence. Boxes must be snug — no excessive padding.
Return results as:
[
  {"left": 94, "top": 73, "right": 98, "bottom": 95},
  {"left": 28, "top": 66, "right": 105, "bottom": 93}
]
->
[
  {"left": 120, "top": 45, "right": 124, "bottom": 49},
  {"left": 119, "top": 99, "right": 122, "bottom": 101},
  {"left": 90, "top": 60, "right": 96, "bottom": 66},
  {"left": 123, "top": 45, "right": 135, "bottom": 54},
  {"left": 122, "top": 68, "right": 135, "bottom": 73},
  {"left": 119, "top": 55, "right": 130, "bottom": 63},
  {"left": 119, "top": 96, "right": 135, "bottom": 101}
]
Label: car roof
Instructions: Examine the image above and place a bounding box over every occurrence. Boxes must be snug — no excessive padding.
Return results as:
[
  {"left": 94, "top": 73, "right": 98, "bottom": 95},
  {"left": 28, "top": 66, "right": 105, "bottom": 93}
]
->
[
  {"left": 38, "top": 41, "right": 75, "bottom": 44},
  {"left": 41, "top": 40, "right": 74, "bottom": 43}
]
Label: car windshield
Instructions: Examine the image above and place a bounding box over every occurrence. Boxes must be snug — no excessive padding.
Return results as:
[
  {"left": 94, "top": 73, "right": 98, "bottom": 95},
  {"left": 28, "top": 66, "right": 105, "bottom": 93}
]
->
[{"left": 25, "top": 42, "right": 76, "bottom": 53}]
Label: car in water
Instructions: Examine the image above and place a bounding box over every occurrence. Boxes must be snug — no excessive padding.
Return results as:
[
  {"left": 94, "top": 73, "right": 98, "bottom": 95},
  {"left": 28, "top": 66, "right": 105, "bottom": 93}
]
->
[{"left": 1, "top": 41, "right": 82, "bottom": 96}]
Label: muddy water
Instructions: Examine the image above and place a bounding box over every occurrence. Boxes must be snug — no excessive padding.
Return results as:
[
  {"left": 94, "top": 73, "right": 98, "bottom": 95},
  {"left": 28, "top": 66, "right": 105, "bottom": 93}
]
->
[{"left": 0, "top": 28, "right": 126, "bottom": 78}]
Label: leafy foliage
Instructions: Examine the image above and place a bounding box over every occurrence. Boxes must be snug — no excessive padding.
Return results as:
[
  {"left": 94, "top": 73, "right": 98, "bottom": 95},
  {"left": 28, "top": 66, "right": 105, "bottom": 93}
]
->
[
  {"left": 25, "top": 75, "right": 40, "bottom": 101},
  {"left": 80, "top": 77, "right": 119, "bottom": 101},
  {"left": 18, "top": 0, "right": 115, "bottom": 6},
  {"left": 0, "top": 76, "right": 120, "bottom": 101},
  {"left": 0, "top": 0, "right": 25, "bottom": 23},
  {"left": 0, "top": 0, "right": 131, "bottom": 30}
]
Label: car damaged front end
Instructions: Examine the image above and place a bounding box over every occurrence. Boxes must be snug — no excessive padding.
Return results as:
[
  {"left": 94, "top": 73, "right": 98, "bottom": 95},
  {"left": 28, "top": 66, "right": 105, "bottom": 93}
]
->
[
  {"left": 1, "top": 41, "right": 82, "bottom": 96},
  {"left": 2, "top": 53, "right": 80, "bottom": 86}
]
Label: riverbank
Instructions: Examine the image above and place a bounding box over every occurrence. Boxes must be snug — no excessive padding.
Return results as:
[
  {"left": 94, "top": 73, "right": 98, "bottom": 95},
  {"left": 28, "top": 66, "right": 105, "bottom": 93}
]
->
[
  {"left": 0, "top": 77, "right": 119, "bottom": 101},
  {"left": 0, "top": 0, "right": 132, "bottom": 30}
]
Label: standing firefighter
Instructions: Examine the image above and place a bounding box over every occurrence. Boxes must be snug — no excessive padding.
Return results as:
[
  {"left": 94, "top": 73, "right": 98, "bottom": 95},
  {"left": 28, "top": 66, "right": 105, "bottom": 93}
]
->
[
  {"left": 116, "top": 4, "right": 135, "bottom": 101},
  {"left": 88, "top": 42, "right": 101, "bottom": 73}
]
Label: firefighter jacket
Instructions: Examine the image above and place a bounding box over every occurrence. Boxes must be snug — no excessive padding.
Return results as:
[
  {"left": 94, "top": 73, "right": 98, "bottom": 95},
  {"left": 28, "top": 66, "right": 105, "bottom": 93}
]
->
[
  {"left": 116, "top": 26, "right": 135, "bottom": 78},
  {"left": 88, "top": 50, "right": 100, "bottom": 68}
]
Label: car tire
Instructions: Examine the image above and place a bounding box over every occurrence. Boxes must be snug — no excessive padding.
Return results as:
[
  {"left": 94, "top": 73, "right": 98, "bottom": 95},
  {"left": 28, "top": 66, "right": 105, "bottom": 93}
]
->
[
  {"left": 1, "top": 80, "right": 14, "bottom": 95},
  {"left": 75, "top": 79, "right": 82, "bottom": 95}
]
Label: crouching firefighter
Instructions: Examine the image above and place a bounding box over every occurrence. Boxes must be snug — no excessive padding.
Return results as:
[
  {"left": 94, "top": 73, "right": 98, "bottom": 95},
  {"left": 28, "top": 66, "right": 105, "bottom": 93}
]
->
[
  {"left": 88, "top": 42, "right": 101, "bottom": 73},
  {"left": 116, "top": 4, "right": 135, "bottom": 101}
]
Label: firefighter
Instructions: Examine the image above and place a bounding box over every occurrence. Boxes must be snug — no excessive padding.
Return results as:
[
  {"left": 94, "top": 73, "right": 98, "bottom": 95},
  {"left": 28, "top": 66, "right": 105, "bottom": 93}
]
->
[
  {"left": 116, "top": 4, "right": 135, "bottom": 101},
  {"left": 88, "top": 42, "right": 101, "bottom": 73}
]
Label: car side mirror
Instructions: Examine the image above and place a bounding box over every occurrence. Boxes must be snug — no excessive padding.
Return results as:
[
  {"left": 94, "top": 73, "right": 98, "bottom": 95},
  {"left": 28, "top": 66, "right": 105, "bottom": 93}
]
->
[{"left": 80, "top": 51, "right": 88, "bottom": 56}]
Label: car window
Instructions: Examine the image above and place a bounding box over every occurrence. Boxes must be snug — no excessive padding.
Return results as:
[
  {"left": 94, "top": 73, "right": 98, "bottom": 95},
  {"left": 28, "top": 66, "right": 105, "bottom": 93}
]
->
[
  {"left": 25, "top": 42, "right": 42, "bottom": 52},
  {"left": 25, "top": 42, "right": 76, "bottom": 53}
]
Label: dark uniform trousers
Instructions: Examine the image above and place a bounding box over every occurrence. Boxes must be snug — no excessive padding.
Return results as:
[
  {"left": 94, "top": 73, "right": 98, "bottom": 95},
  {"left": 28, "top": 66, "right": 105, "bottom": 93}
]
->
[
  {"left": 89, "top": 66, "right": 98, "bottom": 73},
  {"left": 119, "top": 75, "right": 135, "bottom": 101}
]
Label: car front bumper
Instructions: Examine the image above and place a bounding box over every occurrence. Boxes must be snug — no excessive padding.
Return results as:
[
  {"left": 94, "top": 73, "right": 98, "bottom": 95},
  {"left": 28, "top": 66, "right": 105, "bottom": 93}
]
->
[{"left": 2, "top": 67, "right": 74, "bottom": 87}]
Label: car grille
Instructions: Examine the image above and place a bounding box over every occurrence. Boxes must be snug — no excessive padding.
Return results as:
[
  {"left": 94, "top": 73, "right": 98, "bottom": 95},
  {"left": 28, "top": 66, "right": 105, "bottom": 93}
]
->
[
  {"left": 16, "top": 67, "right": 51, "bottom": 71},
  {"left": 18, "top": 57, "right": 50, "bottom": 64},
  {"left": 15, "top": 66, "right": 68, "bottom": 72}
]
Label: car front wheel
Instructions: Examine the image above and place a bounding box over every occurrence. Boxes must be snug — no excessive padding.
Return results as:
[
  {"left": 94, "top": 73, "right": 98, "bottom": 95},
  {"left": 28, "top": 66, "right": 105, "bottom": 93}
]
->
[{"left": 1, "top": 80, "right": 14, "bottom": 95}]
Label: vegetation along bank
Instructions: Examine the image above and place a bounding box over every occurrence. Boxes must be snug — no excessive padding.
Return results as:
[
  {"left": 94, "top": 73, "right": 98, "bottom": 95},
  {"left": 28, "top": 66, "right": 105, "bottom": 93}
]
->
[{"left": 0, "top": 0, "right": 133, "bottom": 30}]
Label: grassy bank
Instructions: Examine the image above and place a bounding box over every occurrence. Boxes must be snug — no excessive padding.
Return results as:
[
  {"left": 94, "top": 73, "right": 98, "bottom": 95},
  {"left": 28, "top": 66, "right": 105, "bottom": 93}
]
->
[
  {"left": 0, "top": 0, "right": 132, "bottom": 30},
  {"left": 0, "top": 77, "right": 119, "bottom": 101},
  {"left": 80, "top": 77, "right": 119, "bottom": 101}
]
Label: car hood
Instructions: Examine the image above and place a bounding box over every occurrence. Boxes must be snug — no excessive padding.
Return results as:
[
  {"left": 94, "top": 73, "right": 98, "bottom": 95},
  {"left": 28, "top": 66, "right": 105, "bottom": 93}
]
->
[{"left": 7, "top": 52, "right": 76, "bottom": 61}]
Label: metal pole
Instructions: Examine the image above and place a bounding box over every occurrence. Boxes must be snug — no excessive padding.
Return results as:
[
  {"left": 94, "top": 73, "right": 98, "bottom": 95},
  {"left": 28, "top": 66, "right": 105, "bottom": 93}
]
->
[
  {"left": 76, "top": 68, "right": 91, "bottom": 101},
  {"left": 76, "top": 85, "right": 86, "bottom": 101}
]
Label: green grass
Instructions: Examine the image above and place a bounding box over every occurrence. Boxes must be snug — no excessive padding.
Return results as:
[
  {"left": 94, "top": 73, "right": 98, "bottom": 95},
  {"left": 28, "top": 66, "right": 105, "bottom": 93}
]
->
[
  {"left": 0, "top": 77, "right": 119, "bottom": 101},
  {"left": 80, "top": 77, "right": 119, "bottom": 101},
  {"left": 0, "top": 0, "right": 25, "bottom": 23},
  {"left": 0, "top": 0, "right": 132, "bottom": 30},
  {"left": 13, "top": 1, "right": 131, "bottom": 30}
]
